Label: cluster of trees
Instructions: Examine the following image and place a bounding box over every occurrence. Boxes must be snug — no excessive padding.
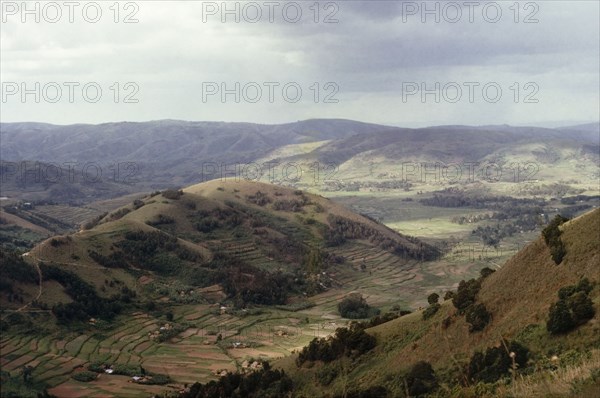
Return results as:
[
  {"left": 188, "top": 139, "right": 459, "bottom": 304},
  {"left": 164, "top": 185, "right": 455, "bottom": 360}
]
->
[
  {"left": 542, "top": 215, "right": 569, "bottom": 264},
  {"left": 325, "top": 214, "right": 439, "bottom": 261},
  {"left": 106, "top": 208, "right": 131, "bottom": 221},
  {"left": 472, "top": 214, "right": 542, "bottom": 247},
  {"left": 0, "top": 249, "right": 38, "bottom": 294},
  {"left": 452, "top": 274, "right": 492, "bottom": 332},
  {"left": 467, "top": 340, "right": 529, "bottom": 383},
  {"left": 420, "top": 192, "right": 545, "bottom": 209},
  {"left": 193, "top": 208, "right": 242, "bottom": 233},
  {"left": 180, "top": 361, "right": 293, "bottom": 398},
  {"left": 547, "top": 278, "right": 595, "bottom": 334},
  {"left": 220, "top": 266, "right": 291, "bottom": 306},
  {"left": 322, "top": 179, "right": 412, "bottom": 192},
  {"left": 560, "top": 194, "right": 600, "bottom": 205},
  {"left": 338, "top": 293, "right": 380, "bottom": 319},
  {"left": 41, "top": 264, "right": 124, "bottom": 323},
  {"left": 296, "top": 323, "right": 376, "bottom": 365},
  {"left": 89, "top": 230, "right": 201, "bottom": 275}
]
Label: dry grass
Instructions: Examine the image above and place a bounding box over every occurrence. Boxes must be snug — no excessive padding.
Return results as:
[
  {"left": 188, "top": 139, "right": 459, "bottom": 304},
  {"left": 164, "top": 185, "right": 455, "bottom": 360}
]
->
[{"left": 498, "top": 349, "right": 600, "bottom": 398}]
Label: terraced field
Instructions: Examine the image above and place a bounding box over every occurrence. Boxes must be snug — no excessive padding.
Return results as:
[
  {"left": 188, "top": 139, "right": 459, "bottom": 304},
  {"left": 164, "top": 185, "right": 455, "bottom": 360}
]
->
[
  {"left": 0, "top": 236, "right": 494, "bottom": 397},
  {"left": 32, "top": 206, "right": 103, "bottom": 228}
]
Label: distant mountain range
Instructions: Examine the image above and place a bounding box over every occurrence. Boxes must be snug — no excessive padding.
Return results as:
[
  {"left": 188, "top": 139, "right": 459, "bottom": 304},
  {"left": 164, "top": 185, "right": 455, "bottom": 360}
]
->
[{"left": 1, "top": 119, "right": 598, "bottom": 199}]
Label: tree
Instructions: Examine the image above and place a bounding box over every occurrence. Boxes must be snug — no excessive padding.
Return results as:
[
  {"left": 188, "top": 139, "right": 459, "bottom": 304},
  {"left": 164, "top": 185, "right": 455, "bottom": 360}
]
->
[
  {"left": 568, "top": 292, "right": 595, "bottom": 321},
  {"left": 405, "top": 361, "right": 437, "bottom": 396},
  {"left": 465, "top": 303, "right": 491, "bottom": 332},
  {"left": 452, "top": 279, "right": 481, "bottom": 313},
  {"left": 338, "top": 293, "right": 378, "bottom": 319},
  {"left": 305, "top": 248, "right": 323, "bottom": 274},
  {"left": 166, "top": 311, "right": 174, "bottom": 322},
  {"left": 547, "top": 299, "right": 575, "bottom": 334},
  {"left": 480, "top": 267, "right": 495, "bottom": 279},
  {"left": 427, "top": 293, "right": 440, "bottom": 305},
  {"left": 21, "top": 365, "right": 33, "bottom": 382}
]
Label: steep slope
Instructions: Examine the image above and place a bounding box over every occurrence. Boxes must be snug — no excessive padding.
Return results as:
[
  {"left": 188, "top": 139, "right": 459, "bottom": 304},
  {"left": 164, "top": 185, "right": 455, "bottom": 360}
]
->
[{"left": 280, "top": 208, "right": 600, "bottom": 397}]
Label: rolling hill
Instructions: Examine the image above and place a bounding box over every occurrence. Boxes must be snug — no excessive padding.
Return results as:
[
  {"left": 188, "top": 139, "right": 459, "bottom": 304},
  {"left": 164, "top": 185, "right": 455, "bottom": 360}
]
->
[
  {"left": 2, "top": 179, "right": 439, "bottom": 315},
  {"left": 275, "top": 208, "right": 600, "bottom": 397}
]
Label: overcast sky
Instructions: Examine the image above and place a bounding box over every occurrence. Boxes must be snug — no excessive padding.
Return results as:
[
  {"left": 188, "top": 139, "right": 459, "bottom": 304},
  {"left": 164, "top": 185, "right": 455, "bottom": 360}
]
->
[{"left": 1, "top": 0, "right": 599, "bottom": 127}]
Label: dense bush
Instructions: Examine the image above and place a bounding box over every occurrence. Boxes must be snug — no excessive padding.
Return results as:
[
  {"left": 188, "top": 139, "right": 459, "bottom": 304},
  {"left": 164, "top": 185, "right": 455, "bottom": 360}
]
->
[
  {"left": 89, "top": 230, "right": 202, "bottom": 275},
  {"left": 338, "top": 293, "right": 379, "bottom": 319},
  {"left": 427, "top": 293, "right": 440, "bottom": 305},
  {"left": 325, "top": 214, "right": 440, "bottom": 261},
  {"left": 452, "top": 279, "right": 481, "bottom": 314},
  {"left": 547, "top": 278, "right": 595, "bottom": 334},
  {"left": 405, "top": 361, "right": 438, "bottom": 397},
  {"left": 42, "top": 264, "right": 124, "bottom": 322},
  {"left": 465, "top": 303, "right": 491, "bottom": 332},
  {"left": 0, "top": 249, "right": 38, "bottom": 290},
  {"left": 467, "top": 341, "right": 529, "bottom": 383},
  {"left": 451, "top": 278, "right": 491, "bottom": 332},
  {"left": 422, "top": 303, "right": 441, "bottom": 320},
  {"left": 71, "top": 371, "right": 97, "bottom": 382},
  {"left": 296, "top": 323, "right": 376, "bottom": 365},
  {"left": 541, "top": 215, "right": 569, "bottom": 264}
]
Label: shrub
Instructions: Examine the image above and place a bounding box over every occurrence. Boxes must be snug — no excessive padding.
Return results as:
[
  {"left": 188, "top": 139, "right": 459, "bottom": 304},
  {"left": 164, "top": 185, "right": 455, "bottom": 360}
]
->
[
  {"left": 163, "top": 189, "right": 183, "bottom": 200},
  {"left": 452, "top": 279, "right": 481, "bottom": 314},
  {"left": 468, "top": 341, "right": 529, "bottom": 383},
  {"left": 427, "top": 293, "right": 440, "bottom": 305},
  {"left": 568, "top": 292, "right": 595, "bottom": 320},
  {"left": 479, "top": 267, "right": 495, "bottom": 279},
  {"left": 71, "top": 371, "right": 97, "bottom": 382},
  {"left": 405, "top": 361, "right": 438, "bottom": 396},
  {"left": 465, "top": 303, "right": 491, "bottom": 332},
  {"left": 541, "top": 215, "right": 569, "bottom": 264},
  {"left": 296, "top": 323, "right": 376, "bottom": 365},
  {"left": 547, "top": 300, "right": 575, "bottom": 334},
  {"left": 422, "top": 303, "right": 441, "bottom": 320},
  {"left": 316, "top": 365, "right": 338, "bottom": 386},
  {"left": 338, "top": 293, "right": 379, "bottom": 319},
  {"left": 547, "top": 279, "right": 595, "bottom": 334}
]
